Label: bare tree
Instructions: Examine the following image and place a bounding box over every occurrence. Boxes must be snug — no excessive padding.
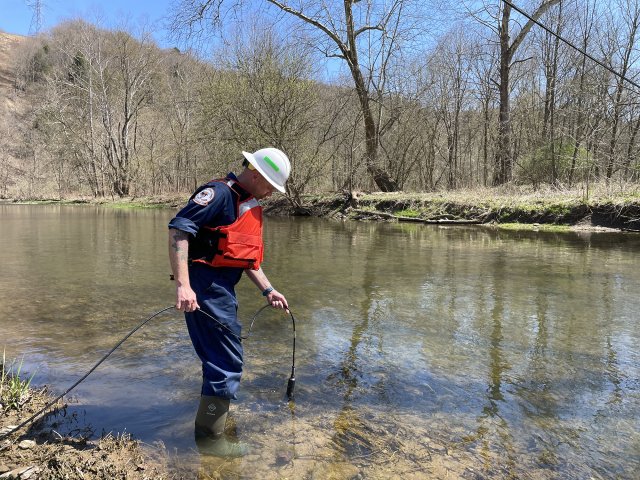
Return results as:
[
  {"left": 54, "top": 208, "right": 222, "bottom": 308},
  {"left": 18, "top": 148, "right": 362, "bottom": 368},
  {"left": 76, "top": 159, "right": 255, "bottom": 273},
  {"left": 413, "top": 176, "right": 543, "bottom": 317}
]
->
[
  {"left": 34, "top": 21, "right": 163, "bottom": 197},
  {"left": 201, "top": 23, "right": 332, "bottom": 205},
  {"left": 565, "top": 0, "right": 599, "bottom": 186},
  {"left": 44, "top": 21, "right": 105, "bottom": 197},
  {"left": 96, "top": 30, "right": 161, "bottom": 196},
  {"left": 469, "top": 40, "right": 498, "bottom": 187},
  {"left": 162, "top": 48, "right": 207, "bottom": 192},
  {"left": 603, "top": 0, "right": 640, "bottom": 181},
  {"left": 0, "top": 119, "right": 14, "bottom": 197},
  {"left": 429, "top": 28, "right": 473, "bottom": 189},
  {"left": 539, "top": 0, "right": 565, "bottom": 184},
  {"left": 170, "top": 0, "right": 432, "bottom": 192},
  {"left": 488, "top": 0, "right": 562, "bottom": 185}
]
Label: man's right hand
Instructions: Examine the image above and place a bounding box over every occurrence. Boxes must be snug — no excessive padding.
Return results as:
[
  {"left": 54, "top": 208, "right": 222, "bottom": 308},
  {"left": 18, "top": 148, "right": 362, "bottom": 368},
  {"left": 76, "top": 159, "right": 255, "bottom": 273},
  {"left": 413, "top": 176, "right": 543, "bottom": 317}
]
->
[{"left": 176, "top": 285, "right": 200, "bottom": 312}]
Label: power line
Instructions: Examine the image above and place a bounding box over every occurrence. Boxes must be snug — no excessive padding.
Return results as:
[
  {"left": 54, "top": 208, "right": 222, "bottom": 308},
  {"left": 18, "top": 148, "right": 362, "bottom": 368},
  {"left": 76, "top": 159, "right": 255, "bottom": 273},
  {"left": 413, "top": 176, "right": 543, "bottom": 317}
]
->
[
  {"left": 25, "top": 0, "right": 43, "bottom": 35},
  {"left": 501, "top": 0, "right": 640, "bottom": 92}
]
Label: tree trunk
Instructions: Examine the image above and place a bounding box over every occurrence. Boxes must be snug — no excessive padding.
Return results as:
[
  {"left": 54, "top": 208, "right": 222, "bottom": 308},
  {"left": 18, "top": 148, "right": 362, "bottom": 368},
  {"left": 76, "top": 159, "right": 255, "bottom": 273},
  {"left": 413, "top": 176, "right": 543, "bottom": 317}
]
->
[
  {"left": 483, "top": 99, "right": 489, "bottom": 187},
  {"left": 342, "top": 1, "right": 397, "bottom": 192},
  {"left": 606, "top": 5, "right": 639, "bottom": 180},
  {"left": 624, "top": 114, "right": 640, "bottom": 178},
  {"left": 569, "top": 31, "right": 590, "bottom": 186},
  {"left": 495, "top": 5, "right": 511, "bottom": 186},
  {"left": 549, "top": 1, "right": 562, "bottom": 184},
  {"left": 494, "top": 0, "right": 562, "bottom": 186}
]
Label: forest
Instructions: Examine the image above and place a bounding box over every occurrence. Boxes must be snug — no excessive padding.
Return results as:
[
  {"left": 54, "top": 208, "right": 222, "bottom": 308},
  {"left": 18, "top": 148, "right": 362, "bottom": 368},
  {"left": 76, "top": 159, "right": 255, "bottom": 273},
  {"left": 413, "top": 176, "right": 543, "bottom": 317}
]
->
[{"left": 1, "top": 0, "right": 640, "bottom": 204}]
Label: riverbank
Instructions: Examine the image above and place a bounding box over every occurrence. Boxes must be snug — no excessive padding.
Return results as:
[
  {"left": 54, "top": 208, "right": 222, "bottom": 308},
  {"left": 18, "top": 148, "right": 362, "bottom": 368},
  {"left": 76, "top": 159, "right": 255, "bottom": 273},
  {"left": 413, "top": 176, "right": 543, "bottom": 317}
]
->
[
  {"left": 267, "top": 185, "right": 640, "bottom": 232},
  {"left": 4, "top": 184, "right": 639, "bottom": 232},
  {"left": 0, "top": 370, "right": 169, "bottom": 479},
  {"left": 3, "top": 185, "right": 640, "bottom": 232}
]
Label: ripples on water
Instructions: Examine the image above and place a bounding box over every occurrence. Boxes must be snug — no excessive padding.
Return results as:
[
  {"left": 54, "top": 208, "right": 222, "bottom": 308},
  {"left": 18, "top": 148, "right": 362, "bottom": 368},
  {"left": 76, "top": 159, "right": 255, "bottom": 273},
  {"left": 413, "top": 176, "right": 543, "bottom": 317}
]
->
[{"left": 0, "top": 205, "right": 638, "bottom": 479}]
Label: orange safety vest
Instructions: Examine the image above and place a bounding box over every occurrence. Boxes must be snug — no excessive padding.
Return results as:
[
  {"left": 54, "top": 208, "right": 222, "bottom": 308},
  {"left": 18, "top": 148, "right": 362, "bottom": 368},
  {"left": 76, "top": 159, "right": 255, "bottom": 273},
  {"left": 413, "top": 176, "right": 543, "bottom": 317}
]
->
[{"left": 190, "top": 179, "right": 264, "bottom": 270}]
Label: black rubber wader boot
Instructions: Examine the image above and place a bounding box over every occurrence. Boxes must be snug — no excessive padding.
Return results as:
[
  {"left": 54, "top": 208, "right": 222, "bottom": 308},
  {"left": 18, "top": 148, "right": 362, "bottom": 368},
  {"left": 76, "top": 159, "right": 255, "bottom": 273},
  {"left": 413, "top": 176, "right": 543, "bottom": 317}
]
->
[{"left": 194, "top": 395, "right": 248, "bottom": 457}]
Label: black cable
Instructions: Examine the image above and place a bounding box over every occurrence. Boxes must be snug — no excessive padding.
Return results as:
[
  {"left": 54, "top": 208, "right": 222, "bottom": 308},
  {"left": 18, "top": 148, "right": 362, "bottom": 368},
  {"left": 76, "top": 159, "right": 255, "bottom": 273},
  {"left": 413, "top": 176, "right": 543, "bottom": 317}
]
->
[
  {"left": 286, "top": 310, "right": 296, "bottom": 400},
  {"left": 197, "top": 305, "right": 297, "bottom": 399},
  {"left": 247, "top": 306, "right": 296, "bottom": 399},
  {"left": 0, "top": 306, "right": 175, "bottom": 442},
  {"left": 501, "top": 0, "right": 640, "bottom": 92},
  {"left": 0, "top": 303, "right": 298, "bottom": 442},
  {"left": 196, "top": 304, "right": 268, "bottom": 340}
]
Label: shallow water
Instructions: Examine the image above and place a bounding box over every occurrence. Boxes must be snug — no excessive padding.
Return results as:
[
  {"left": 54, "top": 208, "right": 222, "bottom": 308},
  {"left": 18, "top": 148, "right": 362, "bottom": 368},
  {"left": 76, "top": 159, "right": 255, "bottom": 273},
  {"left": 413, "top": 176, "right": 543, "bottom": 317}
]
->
[{"left": 0, "top": 204, "right": 639, "bottom": 478}]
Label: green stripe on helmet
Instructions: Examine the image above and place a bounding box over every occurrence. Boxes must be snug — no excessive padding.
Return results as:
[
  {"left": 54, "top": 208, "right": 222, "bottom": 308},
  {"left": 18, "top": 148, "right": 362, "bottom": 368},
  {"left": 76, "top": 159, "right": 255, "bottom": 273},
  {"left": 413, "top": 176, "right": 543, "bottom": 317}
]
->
[{"left": 263, "top": 155, "right": 280, "bottom": 172}]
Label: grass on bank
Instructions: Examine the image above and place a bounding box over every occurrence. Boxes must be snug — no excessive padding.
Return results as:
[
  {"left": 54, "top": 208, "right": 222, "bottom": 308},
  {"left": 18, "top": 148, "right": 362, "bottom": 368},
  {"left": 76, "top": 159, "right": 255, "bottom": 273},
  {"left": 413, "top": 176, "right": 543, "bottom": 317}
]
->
[
  {"left": 341, "top": 182, "right": 640, "bottom": 227},
  {"left": 493, "top": 223, "right": 573, "bottom": 232},
  {"left": 355, "top": 182, "right": 640, "bottom": 212},
  {"left": 1, "top": 350, "right": 36, "bottom": 411},
  {"left": 2, "top": 198, "right": 178, "bottom": 209},
  {"left": 6, "top": 180, "right": 640, "bottom": 206}
]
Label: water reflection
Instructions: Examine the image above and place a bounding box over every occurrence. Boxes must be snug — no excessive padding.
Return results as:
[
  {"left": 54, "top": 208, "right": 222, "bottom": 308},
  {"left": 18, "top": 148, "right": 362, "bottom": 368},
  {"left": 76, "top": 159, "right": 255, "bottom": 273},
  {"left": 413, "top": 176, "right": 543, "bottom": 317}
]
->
[{"left": 1, "top": 205, "right": 639, "bottom": 478}]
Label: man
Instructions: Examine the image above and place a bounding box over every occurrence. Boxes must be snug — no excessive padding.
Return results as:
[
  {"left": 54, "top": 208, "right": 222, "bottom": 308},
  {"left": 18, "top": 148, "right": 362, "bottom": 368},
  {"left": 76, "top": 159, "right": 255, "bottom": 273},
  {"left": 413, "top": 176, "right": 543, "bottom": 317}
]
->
[{"left": 168, "top": 147, "right": 290, "bottom": 456}]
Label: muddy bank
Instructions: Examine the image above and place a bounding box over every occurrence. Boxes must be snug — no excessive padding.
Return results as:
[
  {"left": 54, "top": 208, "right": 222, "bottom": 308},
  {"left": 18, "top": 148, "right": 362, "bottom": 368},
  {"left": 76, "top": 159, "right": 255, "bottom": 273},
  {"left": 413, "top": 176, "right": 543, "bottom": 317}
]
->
[
  {"left": 0, "top": 386, "right": 169, "bottom": 479},
  {"left": 263, "top": 191, "right": 640, "bottom": 232}
]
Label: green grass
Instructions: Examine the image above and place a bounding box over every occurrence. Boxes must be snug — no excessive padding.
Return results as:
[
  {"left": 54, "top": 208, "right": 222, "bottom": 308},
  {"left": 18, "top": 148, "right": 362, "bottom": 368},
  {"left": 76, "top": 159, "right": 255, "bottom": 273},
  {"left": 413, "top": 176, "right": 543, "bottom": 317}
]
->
[
  {"left": 395, "top": 208, "right": 421, "bottom": 218},
  {"left": 6, "top": 198, "right": 176, "bottom": 209},
  {"left": 103, "top": 201, "right": 169, "bottom": 209},
  {"left": 494, "top": 223, "right": 572, "bottom": 232},
  {"left": 1, "top": 349, "right": 36, "bottom": 411}
]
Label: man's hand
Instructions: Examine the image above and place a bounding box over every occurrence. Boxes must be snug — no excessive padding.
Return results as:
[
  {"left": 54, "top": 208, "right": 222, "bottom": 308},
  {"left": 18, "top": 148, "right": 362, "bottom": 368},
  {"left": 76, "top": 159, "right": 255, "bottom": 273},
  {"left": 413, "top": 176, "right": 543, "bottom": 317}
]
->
[
  {"left": 266, "top": 289, "right": 289, "bottom": 311},
  {"left": 175, "top": 285, "right": 200, "bottom": 312}
]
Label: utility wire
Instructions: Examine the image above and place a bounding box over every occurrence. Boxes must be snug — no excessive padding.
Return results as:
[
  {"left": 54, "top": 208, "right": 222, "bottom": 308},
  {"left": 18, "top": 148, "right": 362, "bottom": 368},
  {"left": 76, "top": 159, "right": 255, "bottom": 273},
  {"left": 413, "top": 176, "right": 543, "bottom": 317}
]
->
[{"left": 501, "top": 0, "right": 640, "bottom": 92}]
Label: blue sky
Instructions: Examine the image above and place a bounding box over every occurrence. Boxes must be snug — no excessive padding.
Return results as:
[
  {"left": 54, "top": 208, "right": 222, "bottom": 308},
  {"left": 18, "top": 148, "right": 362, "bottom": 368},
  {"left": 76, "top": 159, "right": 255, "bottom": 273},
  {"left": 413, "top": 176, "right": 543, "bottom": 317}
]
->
[
  {"left": 1, "top": 0, "right": 175, "bottom": 46},
  {"left": 0, "top": 0, "right": 344, "bottom": 79}
]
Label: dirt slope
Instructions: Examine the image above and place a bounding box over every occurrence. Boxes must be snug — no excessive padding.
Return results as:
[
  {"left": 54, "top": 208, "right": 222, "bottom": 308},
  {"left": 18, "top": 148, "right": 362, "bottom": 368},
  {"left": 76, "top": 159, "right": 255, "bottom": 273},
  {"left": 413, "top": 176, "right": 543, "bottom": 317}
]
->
[
  {"left": 0, "top": 31, "right": 25, "bottom": 105},
  {"left": 0, "top": 31, "right": 30, "bottom": 198}
]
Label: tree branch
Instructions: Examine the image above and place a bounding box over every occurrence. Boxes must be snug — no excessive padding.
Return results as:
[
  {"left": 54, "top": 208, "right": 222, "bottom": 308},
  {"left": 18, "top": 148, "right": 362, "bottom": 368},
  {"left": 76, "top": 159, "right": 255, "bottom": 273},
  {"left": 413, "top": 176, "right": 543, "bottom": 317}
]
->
[
  {"left": 354, "top": 25, "right": 383, "bottom": 38},
  {"left": 510, "top": 0, "right": 562, "bottom": 56},
  {"left": 266, "top": 0, "right": 345, "bottom": 50}
]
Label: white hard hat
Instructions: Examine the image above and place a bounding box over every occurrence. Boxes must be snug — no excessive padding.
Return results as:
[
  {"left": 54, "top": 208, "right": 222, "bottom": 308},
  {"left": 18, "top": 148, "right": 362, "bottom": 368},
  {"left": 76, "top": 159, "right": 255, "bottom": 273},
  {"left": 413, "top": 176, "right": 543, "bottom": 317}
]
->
[{"left": 242, "top": 147, "right": 291, "bottom": 193}]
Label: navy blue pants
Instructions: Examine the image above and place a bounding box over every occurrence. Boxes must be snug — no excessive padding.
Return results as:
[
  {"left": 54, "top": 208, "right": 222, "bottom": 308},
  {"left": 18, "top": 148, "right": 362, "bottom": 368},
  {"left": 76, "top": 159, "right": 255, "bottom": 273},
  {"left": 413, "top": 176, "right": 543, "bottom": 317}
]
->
[{"left": 185, "top": 265, "right": 244, "bottom": 399}]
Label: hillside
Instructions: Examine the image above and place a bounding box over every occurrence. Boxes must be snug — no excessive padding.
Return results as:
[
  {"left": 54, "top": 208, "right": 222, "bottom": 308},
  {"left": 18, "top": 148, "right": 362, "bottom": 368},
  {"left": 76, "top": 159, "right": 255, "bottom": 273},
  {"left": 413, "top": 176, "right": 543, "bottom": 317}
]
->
[
  {"left": 0, "top": 31, "right": 30, "bottom": 198},
  {"left": 0, "top": 31, "right": 26, "bottom": 113}
]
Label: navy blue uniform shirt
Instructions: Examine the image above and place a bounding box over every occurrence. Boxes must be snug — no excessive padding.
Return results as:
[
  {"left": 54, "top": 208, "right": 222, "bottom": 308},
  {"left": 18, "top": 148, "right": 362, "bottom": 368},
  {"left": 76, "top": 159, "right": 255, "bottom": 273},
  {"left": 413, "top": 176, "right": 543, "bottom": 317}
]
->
[{"left": 168, "top": 172, "right": 248, "bottom": 288}]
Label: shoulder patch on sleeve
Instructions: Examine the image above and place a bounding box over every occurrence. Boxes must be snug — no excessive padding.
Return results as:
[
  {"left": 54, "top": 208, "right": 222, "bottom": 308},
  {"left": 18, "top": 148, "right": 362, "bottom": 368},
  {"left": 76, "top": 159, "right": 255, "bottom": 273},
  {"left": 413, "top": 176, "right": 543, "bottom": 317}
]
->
[{"left": 193, "top": 187, "right": 215, "bottom": 206}]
